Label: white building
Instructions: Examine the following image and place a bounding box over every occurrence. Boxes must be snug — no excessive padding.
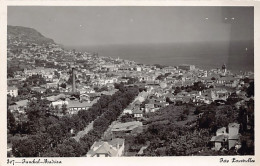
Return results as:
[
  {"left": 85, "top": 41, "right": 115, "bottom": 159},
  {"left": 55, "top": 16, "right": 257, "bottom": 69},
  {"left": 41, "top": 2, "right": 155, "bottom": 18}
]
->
[
  {"left": 7, "top": 86, "right": 18, "bottom": 97},
  {"left": 87, "top": 138, "right": 125, "bottom": 157}
]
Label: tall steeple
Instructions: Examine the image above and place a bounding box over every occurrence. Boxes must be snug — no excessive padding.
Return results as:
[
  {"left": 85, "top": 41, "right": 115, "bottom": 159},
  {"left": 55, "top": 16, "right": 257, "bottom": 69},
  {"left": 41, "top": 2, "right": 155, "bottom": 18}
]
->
[{"left": 222, "top": 63, "right": 227, "bottom": 76}]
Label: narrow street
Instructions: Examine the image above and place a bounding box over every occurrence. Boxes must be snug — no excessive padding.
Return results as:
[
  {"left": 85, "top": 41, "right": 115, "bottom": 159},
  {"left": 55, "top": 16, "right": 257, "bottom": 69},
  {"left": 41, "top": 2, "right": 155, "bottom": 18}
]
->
[{"left": 73, "top": 121, "right": 94, "bottom": 142}]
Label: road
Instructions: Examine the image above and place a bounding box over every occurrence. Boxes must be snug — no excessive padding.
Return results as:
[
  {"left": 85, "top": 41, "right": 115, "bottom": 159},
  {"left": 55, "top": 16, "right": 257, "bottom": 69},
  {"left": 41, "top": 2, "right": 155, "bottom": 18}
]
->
[{"left": 73, "top": 121, "right": 94, "bottom": 142}]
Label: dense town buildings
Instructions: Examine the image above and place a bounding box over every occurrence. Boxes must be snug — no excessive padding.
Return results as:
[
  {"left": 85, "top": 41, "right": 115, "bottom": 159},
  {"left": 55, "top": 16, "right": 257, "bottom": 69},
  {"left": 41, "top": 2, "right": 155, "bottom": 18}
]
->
[{"left": 7, "top": 27, "right": 254, "bottom": 157}]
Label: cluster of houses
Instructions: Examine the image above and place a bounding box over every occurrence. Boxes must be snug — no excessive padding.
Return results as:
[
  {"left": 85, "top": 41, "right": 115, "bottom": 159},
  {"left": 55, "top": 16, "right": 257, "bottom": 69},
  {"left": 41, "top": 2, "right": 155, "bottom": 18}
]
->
[
  {"left": 86, "top": 93, "right": 145, "bottom": 157},
  {"left": 8, "top": 58, "right": 251, "bottom": 122},
  {"left": 210, "top": 123, "right": 241, "bottom": 151},
  {"left": 24, "top": 67, "right": 56, "bottom": 82},
  {"left": 86, "top": 119, "right": 143, "bottom": 157},
  {"left": 7, "top": 33, "right": 255, "bottom": 157},
  {"left": 8, "top": 93, "right": 99, "bottom": 117}
]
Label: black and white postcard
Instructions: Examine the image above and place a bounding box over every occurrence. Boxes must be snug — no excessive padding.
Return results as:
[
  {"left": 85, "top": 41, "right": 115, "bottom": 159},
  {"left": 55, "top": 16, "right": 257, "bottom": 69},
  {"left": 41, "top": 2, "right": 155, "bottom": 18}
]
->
[{"left": 0, "top": 1, "right": 259, "bottom": 166}]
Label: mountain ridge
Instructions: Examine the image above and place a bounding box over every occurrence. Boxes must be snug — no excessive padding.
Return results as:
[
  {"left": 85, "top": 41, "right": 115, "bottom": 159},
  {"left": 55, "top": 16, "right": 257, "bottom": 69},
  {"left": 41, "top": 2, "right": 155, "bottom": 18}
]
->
[{"left": 8, "top": 25, "right": 55, "bottom": 45}]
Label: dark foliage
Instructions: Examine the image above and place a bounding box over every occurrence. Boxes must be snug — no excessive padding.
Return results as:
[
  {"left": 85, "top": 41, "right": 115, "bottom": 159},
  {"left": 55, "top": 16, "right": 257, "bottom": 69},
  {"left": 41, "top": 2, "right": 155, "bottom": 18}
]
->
[{"left": 11, "top": 85, "right": 139, "bottom": 157}]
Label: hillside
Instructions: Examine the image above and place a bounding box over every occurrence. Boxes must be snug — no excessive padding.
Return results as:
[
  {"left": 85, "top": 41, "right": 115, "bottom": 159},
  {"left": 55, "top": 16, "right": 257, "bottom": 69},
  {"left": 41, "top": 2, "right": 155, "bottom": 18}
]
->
[{"left": 8, "top": 25, "right": 55, "bottom": 45}]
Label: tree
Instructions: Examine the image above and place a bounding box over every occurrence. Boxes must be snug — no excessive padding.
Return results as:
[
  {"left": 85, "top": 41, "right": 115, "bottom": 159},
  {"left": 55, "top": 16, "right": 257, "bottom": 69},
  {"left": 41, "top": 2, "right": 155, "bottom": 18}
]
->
[
  {"left": 18, "top": 86, "right": 31, "bottom": 96},
  {"left": 186, "top": 87, "right": 192, "bottom": 92},
  {"left": 85, "top": 75, "right": 91, "bottom": 84},
  {"left": 55, "top": 138, "right": 85, "bottom": 157},
  {"left": 193, "top": 81, "right": 206, "bottom": 91},
  {"left": 177, "top": 75, "right": 183, "bottom": 80},
  {"left": 24, "top": 74, "right": 46, "bottom": 86},
  {"left": 174, "top": 87, "right": 181, "bottom": 94},
  {"left": 11, "top": 84, "right": 139, "bottom": 157},
  {"left": 55, "top": 143, "right": 76, "bottom": 157},
  {"left": 120, "top": 113, "right": 134, "bottom": 123},
  {"left": 194, "top": 107, "right": 203, "bottom": 115},
  {"left": 226, "top": 93, "right": 241, "bottom": 105},
  {"left": 198, "top": 111, "right": 216, "bottom": 129},
  {"left": 178, "top": 113, "right": 187, "bottom": 121},
  {"left": 166, "top": 97, "right": 172, "bottom": 104},
  {"left": 209, "top": 85, "right": 214, "bottom": 89},
  {"left": 141, "top": 99, "right": 150, "bottom": 108},
  {"left": 153, "top": 64, "right": 165, "bottom": 69},
  {"left": 7, "top": 109, "right": 16, "bottom": 134},
  {"left": 237, "top": 140, "right": 254, "bottom": 155},
  {"left": 156, "top": 75, "right": 164, "bottom": 81},
  {"left": 25, "top": 99, "right": 51, "bottom": 133},
  {"left": 238, "top": 106, "right": 248, "bottom": 133},
  {"left": 246, "top": 99, "right": 254, "bottom": 132},
  {"left": 243, "top": 77, "right": 250, "bottom": 83},
  {"left": 127, "top": 77, "right": 139, "bottom": 84},
  {"left": 60, "top": 83, "right": 66, "bottom": 89},
  {"left": 61, "top": 104, "right": 67, "bottom": 115},
  {"left": 183, "top": 109, "right": 190, "bottom": 115},
  {"left": 12, "top": 138, "right": 38, "bottom": 157},
  {"left": 54, "top": 105, "right": 60, "bottom": 114},
  {"left": 47, "top": 123, "right": 66, "bottom": 146},
  {"left": 94, "top": 86, "right": 108, "bottom": 92},
  {"left": 246, "top": 81, "right": 254, "bottom": 97},
  {"left": 54, "top": 70, "right": 60, "bottom": 78},
  {"left": 41, "top": 151, "right": 60, "bottom": 157}
]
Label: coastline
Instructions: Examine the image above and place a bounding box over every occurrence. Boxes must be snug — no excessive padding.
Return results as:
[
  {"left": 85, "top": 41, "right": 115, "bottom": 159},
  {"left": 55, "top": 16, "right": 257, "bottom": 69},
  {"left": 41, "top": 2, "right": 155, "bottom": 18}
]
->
[{"left": 66, "top": 41, "right": 254, "bottom": 74}]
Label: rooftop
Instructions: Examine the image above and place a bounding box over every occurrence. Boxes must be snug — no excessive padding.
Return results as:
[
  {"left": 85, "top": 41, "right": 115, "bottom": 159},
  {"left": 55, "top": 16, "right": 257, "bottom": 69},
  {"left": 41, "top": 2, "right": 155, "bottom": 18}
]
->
[
  {"left": 111, "top": 121, "right": 143, "bottom": 132},
  {"left": 210, "top": 134, "right": 228, "bottom": 142},
  {"left": 67, "top": 100, "right": 92, "bottom": 108},
  {"left": 228, "top": 123, "right": 240, "bottom": 129},
  {"left": 46, "top": 94, "right": 66, "bottom": 102},
  {"left": 109, "top": 138, "right": 125, "bottom": 147},
  {"left": 133, "top": 109, "right": 143, "bottom": 114},
  {"left": 8, "top": 86, "right": 18, "bottom": 90},
  {"left": 216, "top": 127, "right": 227, "bottom": 134},
  {"left": 15, "top": 99, "right": 29, "bottom": 107},
  {"left": 87, "top": 138, "right": 125, "bottom": 157},
  {"left": 87, "top": 142, "right": 117, "bottom": 157}
]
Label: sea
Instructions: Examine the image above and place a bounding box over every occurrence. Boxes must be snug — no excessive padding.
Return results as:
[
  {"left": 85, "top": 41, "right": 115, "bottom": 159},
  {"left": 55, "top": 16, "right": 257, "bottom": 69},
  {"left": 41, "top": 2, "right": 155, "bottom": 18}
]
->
[{"left": 67, "top": 41, "right": 254, "bottom": 74}]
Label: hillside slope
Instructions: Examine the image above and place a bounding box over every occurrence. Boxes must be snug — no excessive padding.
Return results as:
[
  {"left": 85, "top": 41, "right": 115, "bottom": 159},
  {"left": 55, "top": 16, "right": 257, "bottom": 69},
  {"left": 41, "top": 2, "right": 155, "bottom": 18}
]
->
[{"left": 8, "top": 25, "right": 55, "bottom": 45}]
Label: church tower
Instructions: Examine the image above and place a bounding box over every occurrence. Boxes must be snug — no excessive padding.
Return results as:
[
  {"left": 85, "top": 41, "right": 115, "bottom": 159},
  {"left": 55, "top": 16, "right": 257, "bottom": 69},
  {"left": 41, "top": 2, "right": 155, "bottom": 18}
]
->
[{"left": 222, "top": 64, "right": 227, "bottom": 76}]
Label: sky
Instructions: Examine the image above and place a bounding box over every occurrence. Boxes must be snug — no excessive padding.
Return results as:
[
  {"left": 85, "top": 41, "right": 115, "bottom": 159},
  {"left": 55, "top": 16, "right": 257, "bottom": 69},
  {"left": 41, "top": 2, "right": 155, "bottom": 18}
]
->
[{"left": 8, "top": 6, "right": 253, "bottom": 47}]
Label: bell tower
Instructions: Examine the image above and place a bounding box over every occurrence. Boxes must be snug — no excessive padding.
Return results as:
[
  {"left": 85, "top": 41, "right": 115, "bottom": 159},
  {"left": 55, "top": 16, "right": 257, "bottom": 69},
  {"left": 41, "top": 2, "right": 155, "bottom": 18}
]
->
[{"left": 222, "top": 64, "right": 227, "bottom": 76}]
